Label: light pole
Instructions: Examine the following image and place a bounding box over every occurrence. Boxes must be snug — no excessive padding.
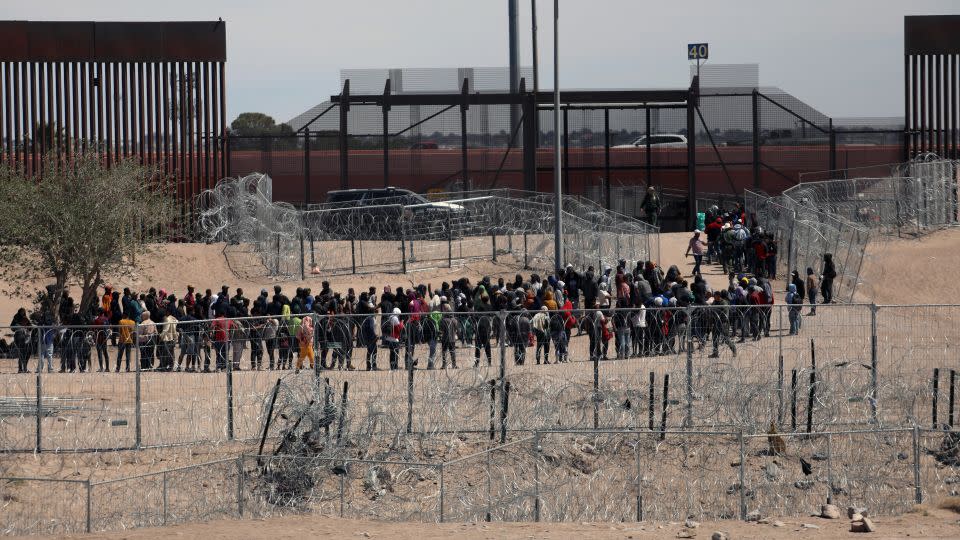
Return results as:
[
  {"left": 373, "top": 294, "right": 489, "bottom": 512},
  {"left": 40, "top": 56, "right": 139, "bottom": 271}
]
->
[{"left": 552, "top": 0, "right": 562, "bottom": 271}]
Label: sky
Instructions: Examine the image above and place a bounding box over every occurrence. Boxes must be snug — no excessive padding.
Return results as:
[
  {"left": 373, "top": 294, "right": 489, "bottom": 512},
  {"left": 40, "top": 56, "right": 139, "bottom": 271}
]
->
[{"left": 6, "top": 0, "right": 958, "bottom": 124}]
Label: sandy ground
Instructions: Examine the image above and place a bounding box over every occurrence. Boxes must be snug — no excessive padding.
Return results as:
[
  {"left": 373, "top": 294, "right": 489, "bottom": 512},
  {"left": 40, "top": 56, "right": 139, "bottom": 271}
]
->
[{"left": 36, "top": 507, "right": 960, "bottom": 540}]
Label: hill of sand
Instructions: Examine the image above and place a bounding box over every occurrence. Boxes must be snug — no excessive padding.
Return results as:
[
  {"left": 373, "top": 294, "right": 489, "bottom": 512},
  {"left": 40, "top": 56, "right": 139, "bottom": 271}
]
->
[{"left": 0, "top": 228, "right": 954, "bottom": 321}]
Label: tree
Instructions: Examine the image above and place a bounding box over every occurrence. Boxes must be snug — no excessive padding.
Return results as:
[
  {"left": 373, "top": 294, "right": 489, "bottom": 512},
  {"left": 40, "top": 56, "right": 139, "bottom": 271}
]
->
[
  {"left": 230, "top": 112, "right": 293, "bottom": 137},
  {"left": 0, "top": 153, "right": 178, "bottom": 323}
]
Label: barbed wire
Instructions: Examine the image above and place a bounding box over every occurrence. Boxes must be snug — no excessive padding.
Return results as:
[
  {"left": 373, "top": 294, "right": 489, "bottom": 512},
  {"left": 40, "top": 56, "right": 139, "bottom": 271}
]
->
[{"left": 195, "top": 175, "right": 659, "bottom": 279}]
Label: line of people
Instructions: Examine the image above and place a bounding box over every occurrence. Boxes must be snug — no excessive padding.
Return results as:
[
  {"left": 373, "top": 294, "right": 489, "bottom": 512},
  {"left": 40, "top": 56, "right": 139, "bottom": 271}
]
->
[{"left": 3, "top": 247, "right": 837, "bottom": 374}]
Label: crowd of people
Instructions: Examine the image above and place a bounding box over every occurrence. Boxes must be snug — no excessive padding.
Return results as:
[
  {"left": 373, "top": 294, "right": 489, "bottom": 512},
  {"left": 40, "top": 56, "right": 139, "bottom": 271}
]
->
[{"left": 3, "top": 206, "right": 838, "bottom": 375}]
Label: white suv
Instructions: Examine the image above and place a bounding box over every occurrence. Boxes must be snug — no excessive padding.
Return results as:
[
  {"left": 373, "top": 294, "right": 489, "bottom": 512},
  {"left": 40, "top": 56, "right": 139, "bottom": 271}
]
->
[{"left": 613, "top": 134, "right": 688, "bottom": 149}]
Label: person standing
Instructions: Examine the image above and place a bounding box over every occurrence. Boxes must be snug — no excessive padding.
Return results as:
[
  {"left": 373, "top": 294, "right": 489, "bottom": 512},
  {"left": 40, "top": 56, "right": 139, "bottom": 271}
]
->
[
  {"left": 641, "top": 186, "right": 661, "bottom": 226},
  {"left": 11, "top": 309, "right": 33, "bottom": 373},
  {"left": 531, "top": 306, "right": 550, "bottom": 364},
  {"left": 296, "top": 315, "right": 315, "bottom": 373},
  {"left": 116, "top": 312, "right": 136, "bottom": 372},
  {"left": 137, "top": 311, "right": 157, "bottom": 370},
  {"left": 806, "top": 267, "right": 819, "bottom": 316},
  {"left": 685, "top": 230, "right": 707, "bottom": 276},
  {"left": 820, "top": 253, "right": 837, "bottom": 305},
  {"left": 159, "top": 311, "right": 178, "bottom": 371}
]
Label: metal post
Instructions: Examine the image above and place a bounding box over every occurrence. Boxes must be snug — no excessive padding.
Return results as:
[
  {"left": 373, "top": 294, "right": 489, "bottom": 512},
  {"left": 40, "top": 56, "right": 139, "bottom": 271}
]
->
[
  {"left": 777, "top": 306, "right": 784, "bottom": 426},
  {"left": 406, "top": 340, "right": 414, "bottom": 433},
  {"left": 648, "top": 371, "right": 655, "bottom": 431},
  {"left": 685, "top": 313, "right": 694, "bottom": 428},
  {"left": 338, "top": 80, "right": 349, "bottom": 190},
  {"left": 85, "top": 480, "right": 92, "bottom": 533},
  {"left": 400, "top": 210, "right": 407, "bottom": 274},
  {"left": 933, "top": 368, "right": 940, "bottom": 428},
  {"left": 604, "top": 108, "right": 611, "bottom": 209},
  {"left": 303, "top": 130, "right": 311, "bottom": 205},
  {"left": 635, "top": 441, "right": 642, "bottom": 521},
  {"left": 752, "top": 89, "right": 760, "bottom": 189},
  {"left": 870, "top": 304, "right": 879, "bottom": 422},
  {"left": 339, "top": 470, "right": 345, "bottom": 517},
  {"left": 593, "top": 350, "right": 600, "bottom": 429},
  {"left": 492, "top": 231, "right": 497, "bottom": 262},
  {"left": 236, "top": 457, "right": 244, "bottom": 516},
  {"left": 950, "top": 369, "right": 956, "bottom": 428},
  {"left": 350, "top": 238, "right": 356, "bottom": 274},
  {"left": 738, "top": 430, "right": 746, "bottom": 520},
  {"left": 299, "top": 232, "right": 305, "bottom": 281},
  {"left": 807, "top": 339, "right": 816, "bottom": 433},
  {"left": 162, "top": 471, "right": 168, "bottom": 525},
  {"left": 912, "top": 425, "right": 922, "bottom": 503},
  {"left": 533, "top": 432, "right": 541, "bottom": 522},
  {"left": 447, "top": 209, "right": 453, "bottom": 268},
  {"left": 486, "top": 447, "right": 492, "bottom": 521},
  {"left": 791, "top": 369, "right": 798, "bottom": 431},
  {"left": 226, "top": 346, "right": 234, "bottom": 441},
  {"left": 135, "top": 323, "right": 142, "bottom": 449},
  {"left": 275, "top": 233, "right": 281, "bottom": 275},
  {"left": 383, "top": 79, "right": 391, "bottom": 188},
  {"left": 523, "top": 232, "right": 529, "bottom": 269},
  {"left": 552, "top": 0, "right": 563, "bottom": 269},
  {"left": 439, "top": 464, "right": 445, "bottom": 522},
  {"left": 645, "top": 106, "right": 652, "bottom": 187},
  {"left": 659, "top": 374, "right": 669, "bottom": 440},
  {"left": 460, "top": 77, "right": 469, "bottom": 196},
  {"left": 686, "top": 80, "right": 698, "bottom": 230},
  {"left": 828, "top": 118, "right": 836, "bottom": 173},
  {"left": 508, "top": 0, "right": 520, "bottom": 132},
  {"left": 35, "top": 338, "right": 42, "bottom": 453}
]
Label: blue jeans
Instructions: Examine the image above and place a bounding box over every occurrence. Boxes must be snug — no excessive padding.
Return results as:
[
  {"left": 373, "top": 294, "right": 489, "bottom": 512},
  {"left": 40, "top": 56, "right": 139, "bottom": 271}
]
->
[
  {"left": 807, "top": 289, "right": 817, "bottom": 313},
  {"left": 39, "top": 342, "right": 54, "bottom": 372},
  {"left": 789, "top": 311, "right": 801, "bottom": 335},
  {"left": 692, "top": 254, "right": 703, "bottom": 276}
]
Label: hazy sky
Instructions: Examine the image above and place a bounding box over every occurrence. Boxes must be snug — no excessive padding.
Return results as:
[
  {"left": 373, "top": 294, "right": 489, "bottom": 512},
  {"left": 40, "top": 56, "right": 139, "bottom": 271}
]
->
[{"left": 6, "top": 1, "right": 957, "bottom": 123}]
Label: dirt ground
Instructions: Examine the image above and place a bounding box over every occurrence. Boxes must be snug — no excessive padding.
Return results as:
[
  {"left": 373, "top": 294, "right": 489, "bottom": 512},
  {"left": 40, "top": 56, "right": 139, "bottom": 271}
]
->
[
  {"left": 5, "top": 230, "right": 960, "bottom": 538},
  {"left": 38, "top": 507, "right": 960, "bottom": 540}
]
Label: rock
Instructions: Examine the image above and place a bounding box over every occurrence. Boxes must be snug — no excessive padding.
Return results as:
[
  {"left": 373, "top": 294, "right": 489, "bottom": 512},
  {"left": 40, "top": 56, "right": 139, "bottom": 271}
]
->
[
  {"left": 710, "top": 532, "right": 729, "bottom": 540},
  {"left": 850, "top": 513, "right": 863, "bottom": 522},
  {"left": 821, "top": 504, "right": 841, "bottom": 519},
  {"left": 848, "top": 506, "right": 868, "bottom": 518},
  {"left": 757, "top": 517, "right": 771, "bottom": 524},
  {"left": 772, "top": 520, "right": 785, "bottom": 528},
  {"left": 745, "top": 511, "right": 761, "bottom": 522},
  {"left": 677, "top": 531, "right": 695, "bottom": 539},
  {"left": 684, "top": 519, "right": 700, "bottom": 529},
  {"left": 794, "top": 480, "right": 814, "bottom": 490},
  {"left": 581, "top": 443, "right": 597, "bottom": 455},
  {"left": 764, "top": 463, "right": 781, "bottom": 481},
  {"left": 726, "top": 483, "right": 741, "bottom": 495},
  {"left": 850, "top": 517, "right": 876, "bottom": 533},
  {"left": 801, "top": 523, "right": 820, "bottom": 529},
  {"left": 811, "top": 452, "right": 828, "bottom": 461},
  {"left": 897, "top": 452, "right": 909, "bottom": 460}
]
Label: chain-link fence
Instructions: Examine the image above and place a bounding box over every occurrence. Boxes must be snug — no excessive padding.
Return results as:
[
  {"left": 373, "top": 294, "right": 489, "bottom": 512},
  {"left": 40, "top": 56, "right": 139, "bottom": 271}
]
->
[
  {"left": 197, "top": 175, "right": 659, "bottom": 279},
  {"left": 3, "top": 304, "right": 960, "bottom": 454},
  {"left": 5, "top": 423, "right": 959, "bottom": 534}
]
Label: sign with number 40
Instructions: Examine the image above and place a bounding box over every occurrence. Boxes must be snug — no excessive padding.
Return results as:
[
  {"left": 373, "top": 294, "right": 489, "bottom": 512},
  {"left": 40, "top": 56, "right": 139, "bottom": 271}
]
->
[{"left": 688, "top": 43, "right": 708, "bottom": 60}]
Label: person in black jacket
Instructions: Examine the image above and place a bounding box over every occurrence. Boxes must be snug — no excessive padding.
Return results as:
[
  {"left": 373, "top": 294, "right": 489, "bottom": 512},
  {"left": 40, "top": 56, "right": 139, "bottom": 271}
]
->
[
  {"left": 820, "top": 253, "right": 837, "bottom": 305},
  {"left": 790, "top": 270, "right": 805, "bottom": 301}
]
